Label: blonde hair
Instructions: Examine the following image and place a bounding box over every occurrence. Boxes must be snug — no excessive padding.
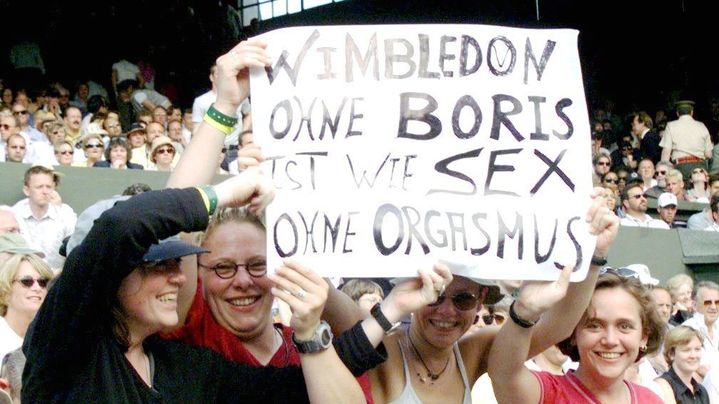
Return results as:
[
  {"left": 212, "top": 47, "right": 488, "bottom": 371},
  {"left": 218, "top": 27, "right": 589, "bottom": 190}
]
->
[
  {"left": 200, "top": 206, "right": 265, "bottom": 246},
  {"left": 340, "top": 279, "right": 384, "bottom": 302},
  {"left": 666, "top": 274, "right": 693, "bottom": 299},
  {"left": 663, "top": 325, "right": 703, "bottom": 365},
  {"left": 0, "top": 254, "right": 54, "bottom": 315}
]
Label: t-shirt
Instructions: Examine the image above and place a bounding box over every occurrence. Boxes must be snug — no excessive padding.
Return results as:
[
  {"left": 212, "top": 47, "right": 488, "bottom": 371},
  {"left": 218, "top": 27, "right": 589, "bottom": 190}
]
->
[
  {"left": 0, "top": 317, "right": 22, "bottom": 363},
  {"left": 532, "top": 370, "right": 663, "bottom": 403},
  {"left": 112, "top": 59, "right": 140, "bottom": 83}
]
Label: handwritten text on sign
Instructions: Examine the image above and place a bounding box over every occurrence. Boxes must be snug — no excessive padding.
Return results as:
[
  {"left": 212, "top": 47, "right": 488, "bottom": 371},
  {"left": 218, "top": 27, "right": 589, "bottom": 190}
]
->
[{"left": 250, "top": 25, "right": 595, "bottom": 280}]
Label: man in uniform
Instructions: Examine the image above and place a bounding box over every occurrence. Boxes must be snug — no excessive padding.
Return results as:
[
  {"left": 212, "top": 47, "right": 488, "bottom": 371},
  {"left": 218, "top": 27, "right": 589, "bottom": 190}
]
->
[{"left": 660, "top": 100, "right": 713, "bottom": 181}]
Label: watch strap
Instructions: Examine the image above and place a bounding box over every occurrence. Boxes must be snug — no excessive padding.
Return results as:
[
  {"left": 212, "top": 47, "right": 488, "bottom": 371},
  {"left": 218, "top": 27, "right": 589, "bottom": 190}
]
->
[
  {"left": 370, "top": 303, "right": 394, "bottom": 333},
  {"left": 292, "top": 320, "right": 333, "bottom": 354},
  {"left": 590, "top": 255, "right": 608, "bottom": 267},
  {"left": 509, "top": 301, "right": 538, "bottom": 328}
]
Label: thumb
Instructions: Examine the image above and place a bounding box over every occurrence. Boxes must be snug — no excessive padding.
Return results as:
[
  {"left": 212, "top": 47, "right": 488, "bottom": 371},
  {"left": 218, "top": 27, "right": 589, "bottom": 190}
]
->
[{"left": 556, "top": 264, "right": 573, "bottom": 291}]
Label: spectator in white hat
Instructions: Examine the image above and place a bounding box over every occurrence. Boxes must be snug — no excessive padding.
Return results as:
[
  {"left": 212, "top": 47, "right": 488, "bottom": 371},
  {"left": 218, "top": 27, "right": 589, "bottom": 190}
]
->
[{"left": 657, "top": 192, "right": 685, "bottom": 228}]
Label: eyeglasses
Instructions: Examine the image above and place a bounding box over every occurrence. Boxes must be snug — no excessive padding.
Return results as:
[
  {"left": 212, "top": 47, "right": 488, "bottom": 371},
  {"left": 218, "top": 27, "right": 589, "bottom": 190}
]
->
[
  {"left": 604, "top": 178, "right": 618, "bottom": 184},
  {"left": 428, "top": 291, "right": 480, "bottom": 311},
  {"left": 85, "top": 143, "right": 103, "bottom": 149},
  {"left": 155, "top": 147, "right": 174, "bottom": 155},
  {"left": 630, "top": 193, "right": 646, "bottom": 200},
  {"left": 198, "top": 258, "right": 267, "bottom": 279},
  {"left": 597, "top": 161, "right": 610, "bottom": 166},
  {"left": 657, "top": 170, "right": 667, "bottom": 175},
  {"left": 13, "top": 110, "right": 28, "bottom": 115},
  {"left": 599, "top": 267, "right": 640, "bottom": 280},
  {"left": 482, "top": 313, "right": 507, "bottom": 325},
  {"left": 704, "top": 299, "right": 719, "bottom": 307},
  {"left": 14, "top": 276, "right": 50, "bottom": 289},
  {"left": 56, "top": 150, "right": 73, "bottom": 155},
  {"left": 618, "top": 176, "right": 628, "bottom": 181}
]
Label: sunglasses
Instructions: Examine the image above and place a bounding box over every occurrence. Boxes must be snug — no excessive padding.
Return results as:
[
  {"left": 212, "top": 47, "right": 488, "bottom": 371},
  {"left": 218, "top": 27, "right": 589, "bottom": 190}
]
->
[
  {"left": 657, "top": 170, "right": 667, "bottom": 175},
  {"left": 481, "top": 313, "right": 506, "bottom": 325},
  {"left": 0, "top": 124, "right": 12, "bottom": 130},
  {"left": 155, "top": 147, "right": 174, "bottom": 155},
  {"left": 13, "top": 110, "right": 28, "bottom": 115},
  {"left": 597, "top": 161, "right": 611, "bottom": 166},
  {"left": 14, "top": 276, "right": 50, "bottom": 288},
  {"left": 56, "top": 150, "right": 73, "bottom": 155},
  {"left": 599, "top": 267, "right": 640, "bottom": 279},
  {"left": 630, "top": 193, "right": 646, "bottom": 200},
  {"left": 704, "top": 299, "right": 719, "bottom": 307},
  {"left": 693, "top": 169, "right": 707, "bottom": 175},
  {"left": 85, "top": 143, "right": 103, "bottom": 149},
  {"left": 604, "top": 178, "right": 618, "bottom": 184},
  {"left": 428, "top": 291, "right": 480, "bottom": 311}
]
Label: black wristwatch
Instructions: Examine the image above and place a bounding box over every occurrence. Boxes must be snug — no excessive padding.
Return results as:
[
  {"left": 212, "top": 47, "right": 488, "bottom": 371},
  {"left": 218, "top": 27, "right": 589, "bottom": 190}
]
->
[
  {"left": 292, "top": 320, "right": 333, "bottom": 354},
  {"left": 371, "top": 302, "right": 400, "bottom": 334}
]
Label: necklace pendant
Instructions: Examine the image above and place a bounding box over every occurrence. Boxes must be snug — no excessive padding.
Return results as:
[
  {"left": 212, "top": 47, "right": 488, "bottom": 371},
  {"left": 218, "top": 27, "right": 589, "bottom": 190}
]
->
[
  {"left": 417, "top": 373, "right": 428, "bottom": 384},
  {"left": 430, "top": 374, "right": 440, "bottom": 381}
]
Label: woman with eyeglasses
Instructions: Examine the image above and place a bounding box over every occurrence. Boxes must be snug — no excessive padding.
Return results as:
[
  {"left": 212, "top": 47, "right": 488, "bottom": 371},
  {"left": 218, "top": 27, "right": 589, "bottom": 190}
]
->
[
  {"left": 53, "top": 140, "right": 75, "bottom": 167},
  {"left": 0, "top": 253, "right": 53, "bottom": 362},
  {"left": 687, "top": 167, "right": 711, "bottom": 203},
  {"left": 489, "top": 267, "right": 666, "bottom": 403},
  {"left": 22, "top": 168, "right": 369, "bottom": 403},
  {"left": 94, "top": 137, "right": 144, "bottom": 170}
]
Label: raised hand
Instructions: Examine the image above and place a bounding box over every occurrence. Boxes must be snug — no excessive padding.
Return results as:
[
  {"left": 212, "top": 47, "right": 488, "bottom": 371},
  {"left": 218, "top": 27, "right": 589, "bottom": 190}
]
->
[
  {"left": 236, "top": 143, "right": 264, "bottom": 171},
  {"left": 214, "top": 40, "right": 271, "bottom": 116},
  {"left": 513, "top": 264, "right": 573, "bottom": 322},
  {"left": 213, "top": 166, "right": 275, "bottom": 215},
  {"left": 586, "top": 187, "right": 619, "bottom": 258},
  {"left": 381, "top": 263, "right": 453, "bottom": 321},
  {"left": 269, "top": 260, "right": 328, "bottom": 340}
]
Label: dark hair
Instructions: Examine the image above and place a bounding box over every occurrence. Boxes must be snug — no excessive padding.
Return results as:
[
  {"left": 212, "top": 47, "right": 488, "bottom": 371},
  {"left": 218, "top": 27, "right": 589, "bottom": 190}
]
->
[
  {"left": 711, "top": 192, "right": 719, "bottom": 214},
  {"left": 117, "top": 80, "right": 138, "bottom": 94},
  {"left": 23, "top": 165, "right": 60, "bottom": 186},
  {"left": 340, "top": 279, "right": 385, "bottom": 302},
  {"left": 620, "top": 179, "right": 644, "bottom": 201},
  {"left": 557, "top": 272, "right": 666, "bottom": 362},
  {"left": 122, "top": 183, "right": 152, "bottom": 196},
  {"left": 87, "top": 95, "right": 108, "bottom": 115},
  {"left": 105, "top": 137, "right": 133, "bottom": 162}
]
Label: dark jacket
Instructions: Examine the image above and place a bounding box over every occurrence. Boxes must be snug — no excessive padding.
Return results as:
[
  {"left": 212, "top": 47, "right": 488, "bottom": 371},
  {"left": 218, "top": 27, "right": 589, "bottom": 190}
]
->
[{"left": 93, "top": 160, "right": 144, "bottom": 169}]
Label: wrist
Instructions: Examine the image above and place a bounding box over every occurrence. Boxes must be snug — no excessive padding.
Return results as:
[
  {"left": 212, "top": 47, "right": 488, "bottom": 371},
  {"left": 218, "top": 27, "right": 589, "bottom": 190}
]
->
[
  {"left": 293, "top": 321, "right": 321, "bottom": 342},
  {"left": 213, "top": 100, "right": 239, "bottom": 118},
  {"left": 512, "top": 300, "right": 541, "bottom": 325},
  {"left": 379, "top": 298, "right": 403, "bottom": 324}
]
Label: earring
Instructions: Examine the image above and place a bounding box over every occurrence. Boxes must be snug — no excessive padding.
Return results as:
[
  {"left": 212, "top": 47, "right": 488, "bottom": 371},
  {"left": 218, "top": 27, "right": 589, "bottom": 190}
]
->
[{"left": 639, "top": 346, "right": 647, "bottom": 353}]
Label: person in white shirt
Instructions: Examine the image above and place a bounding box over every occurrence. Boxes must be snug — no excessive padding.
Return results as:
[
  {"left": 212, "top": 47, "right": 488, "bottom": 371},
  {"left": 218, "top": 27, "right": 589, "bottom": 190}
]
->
[
  {"left": 682, "top": 281, "right": 719, "bottom": 378},
  {"left": 11, "top": 165, "right": 76, "bottom": 270},
  {"left": 704, "top": 193, "right": 719, "bottom": 232},
  {"left": 619, "top": 181, "right": 670, "bottom": 229}
]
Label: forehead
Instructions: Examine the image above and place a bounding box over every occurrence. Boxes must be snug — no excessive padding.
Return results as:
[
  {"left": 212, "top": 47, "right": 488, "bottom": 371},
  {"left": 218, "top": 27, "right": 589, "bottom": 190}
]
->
[
  {"left": 16, "top": 260, "right": 40, "bottom": 277},
  {"left": 699, "top": 287, "right": 719, "bottom": 300},
  {"left": 8, "top": 136, "right": 25, "bottom": 145},
  {"left": 639, "top": 161, "right": 653, "bottom": 168},
  {"left": 587, "top": 287, "right": 643, "bottom": 323},
  {"left": 28, "top": 173, "right": 54, "bottom": 185},
  {"left": 652, "top": 288, "right": 671, "bottom": 301},
  {"left": 0, "top": 117, "right": 15, "bottom": 126},
  {"left": 448, "top": 276, "right": 481, "bottom": 294},
  {"left": 203, "top": 221, "right": 266, "bottom": 257},
  {"left": 0, "top": 210, "right": 19, "bottom": 226}
]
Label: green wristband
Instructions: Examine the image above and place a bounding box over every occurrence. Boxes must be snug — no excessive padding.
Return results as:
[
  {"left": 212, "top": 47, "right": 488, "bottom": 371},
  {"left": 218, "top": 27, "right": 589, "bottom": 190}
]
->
[
  {"left": 201, "top": 185, "right": 219, "bottom": 215},
  {"left": 207, "top": 104, "right": 239, "bottom": 127}
]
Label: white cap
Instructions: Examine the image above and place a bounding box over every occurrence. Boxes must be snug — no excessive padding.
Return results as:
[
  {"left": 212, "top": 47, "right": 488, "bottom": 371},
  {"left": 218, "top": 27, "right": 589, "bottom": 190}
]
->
[
  {"left": 658, "top": 192, "right": 678, "bottom": 208},
  {"left": 624, "top": 264, "right": 659, "bottom": 286}
]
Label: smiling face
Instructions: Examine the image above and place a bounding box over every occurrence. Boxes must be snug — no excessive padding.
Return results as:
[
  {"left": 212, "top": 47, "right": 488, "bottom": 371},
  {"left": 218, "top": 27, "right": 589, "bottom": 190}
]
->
[
  {"left": 199, "top": 221, "right": 273, "bottom": 340},
  {"left": 412, "top": 276, "right": 482, "bottom": 349},
  {"left": 574, "top": 287, "right": 648, "bottom": 386},
  {"left": 109, "top": 145, "right": 128, "bottom": 165},
  {"left": 118, "top": 259, "right": 186, "bottom": 338},
  {"left": 7, "top": 261, "right": 48, "bottom": 317},
  {"left": 671, "top": 336, "right": 703, "bottom": 375},
  {"left": 697, "top": 286, "right": 719, "bottom": 325}
]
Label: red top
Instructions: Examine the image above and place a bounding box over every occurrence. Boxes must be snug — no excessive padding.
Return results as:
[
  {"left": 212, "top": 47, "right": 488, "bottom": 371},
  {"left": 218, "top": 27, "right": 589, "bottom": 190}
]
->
[
  {"left": 532, "top": 370, "right": 663, "bottom": 404},
  {"left": 164, "top": 282, "right": 374, "bottom": 402}
]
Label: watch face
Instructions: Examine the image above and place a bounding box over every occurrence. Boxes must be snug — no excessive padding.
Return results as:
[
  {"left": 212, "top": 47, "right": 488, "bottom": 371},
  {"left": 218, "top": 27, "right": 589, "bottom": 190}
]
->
[{"left": 320, "top": 328, "right": 332, "bottom": 346}]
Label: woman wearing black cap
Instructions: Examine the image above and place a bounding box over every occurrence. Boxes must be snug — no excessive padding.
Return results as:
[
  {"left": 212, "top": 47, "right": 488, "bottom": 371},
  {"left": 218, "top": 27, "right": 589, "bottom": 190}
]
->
[{"left": 22, "top": 168, "right": 366, "bottom": 403}]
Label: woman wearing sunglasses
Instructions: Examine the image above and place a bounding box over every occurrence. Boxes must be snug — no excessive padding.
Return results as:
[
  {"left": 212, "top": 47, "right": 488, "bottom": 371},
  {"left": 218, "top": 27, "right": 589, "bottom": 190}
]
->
[
  {"left": 687, "top": 167, "right": 711, "bottom": 203},
  {"left": 22, "top": 168, "right": 367, "bottom": 403},
  {"left": 0, "top": 253, "right": 53, "bottom": 362},
  {"left": 489, "top": 267, "right": 666, "bottom": 403},
  {"left": 73, "top": 133, "right": 106, "bottom": 167}
]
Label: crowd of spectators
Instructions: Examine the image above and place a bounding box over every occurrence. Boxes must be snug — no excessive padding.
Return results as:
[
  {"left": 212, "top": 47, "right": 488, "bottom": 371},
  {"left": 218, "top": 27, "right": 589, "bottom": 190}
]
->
[{"left": 0, "top": 38, "right": 718, "bottom": 404}]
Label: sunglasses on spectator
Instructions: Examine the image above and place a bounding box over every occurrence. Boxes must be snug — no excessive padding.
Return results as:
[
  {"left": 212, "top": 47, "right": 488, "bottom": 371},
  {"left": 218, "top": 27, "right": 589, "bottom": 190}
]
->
[
  {"left": 0, "top": 124, "right": 11, "bottom": 130},
  {"left": 597, "top": 161, "right": 610, "bottom": 166},
  {"left": 657, "top": 170, "right": 667, "bottom": 175},
  {"left": 604, "top": 178, "right": 618, "bottom": 184},
  {"left": 85, "top": 143, "right": 103, "bottom": 149},
  {"left": 599, "top": 267, "right": 640, "bottom": 279},
  {"left": 13, "top": 110, "right": 28, "bottom": 115},
  {"left": 56, "top": 150, "right": 73, "bottom": 155},
  {"left": 155, "top": 147, "right": 174, "bottom": 155},
  {"left": 198, "top": 258, "right": 267, "bottom": 279},
  {"left": 630, "top": 193, "right": 646, "bottom": 200},
  {"left": 14, "top": 276, "right": 50, "bottom": 289},
  {"left": 482, "top": 313, "right": 506, "bottom": 325},
  {"left": 429, "top": 291, "right": 480, "bottom": 311},
  {"left": 704, "top": 299, "right": 719, "bottom": 307},
  {"left": 693, "top": 169, "right": 707, "bottom": 174}
]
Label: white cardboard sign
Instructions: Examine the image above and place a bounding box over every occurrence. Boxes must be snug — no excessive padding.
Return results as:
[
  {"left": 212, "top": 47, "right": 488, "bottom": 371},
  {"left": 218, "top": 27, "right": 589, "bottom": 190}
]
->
[{"left": 250, "top": 24, "right": 595, "bottom": 280}]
